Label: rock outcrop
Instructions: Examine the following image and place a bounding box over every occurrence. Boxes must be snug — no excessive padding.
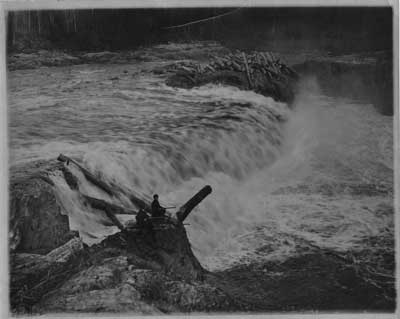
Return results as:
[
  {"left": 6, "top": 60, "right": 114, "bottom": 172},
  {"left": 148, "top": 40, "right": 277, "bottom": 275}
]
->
[
  {"left": 10, "top": 237, "right": 85, "bottom": 312},
  {"left": 9, "top": 161, "right": 77, "bottom": 254},
  {"left": 9, "top": 158, "right": 236, "bottom": 314},
  {"left": 35, "top": 228, "right": 237, "bottom": 314}
]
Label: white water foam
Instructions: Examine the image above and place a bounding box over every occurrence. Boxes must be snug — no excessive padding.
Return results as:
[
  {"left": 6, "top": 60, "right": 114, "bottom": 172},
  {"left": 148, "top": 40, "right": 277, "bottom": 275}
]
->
[{"left": 9, "top": 65, "right": 393, "bottom": 271}]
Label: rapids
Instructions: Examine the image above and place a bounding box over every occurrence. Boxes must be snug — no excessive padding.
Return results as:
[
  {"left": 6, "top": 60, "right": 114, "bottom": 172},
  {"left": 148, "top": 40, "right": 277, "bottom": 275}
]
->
[{"left": 8, "top": 62, "right": 393, "bottom": 271}]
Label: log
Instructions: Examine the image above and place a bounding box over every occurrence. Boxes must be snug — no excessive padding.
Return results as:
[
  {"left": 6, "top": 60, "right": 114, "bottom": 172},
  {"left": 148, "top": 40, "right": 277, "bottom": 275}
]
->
[
  {"left": 261, "top": 52, "right": 268, "bottom": 65},
  {"left": 183, "top": 74, "right": 196, "bottom": 84},
  {"left": 180, "top": 65, "right": 193, "bottom": 73},
  {"left": 61, "top": 166, "right": 79, "bottom": 190},
  {"left": 206, "top": 65, "right": 215, "bottom": 72},
  {"left": 166, "top": 50, "right": 298, "bottom": 103},
  {"left": 284, "top": 65, "right": 299, "bottom": 79},
  {"left": 265, "top": 52, "right": 273, "bottom": 63},
  {"left": 57, "top": 154, "right": 114, "bottom": 196},
  {"left": 83, "top": 195, "right": 134, "bottom": 230},
  {"left": 176, "top": 185, "right": 212, "bottom": 222},
  {"left": 215, "top": 58, "right": 224, "bottom": 68},
  {"left": 231, "top": 60, "right": 241, "bottom": 71},
  {"left": 242, "top": 52, "right": 253, "bottom": 89},
  {"left": 57, "top": 154, "right": 152, "bottom": 212},
  {"left": 83, "top": 195, "right": 137, "bottom": 215}
]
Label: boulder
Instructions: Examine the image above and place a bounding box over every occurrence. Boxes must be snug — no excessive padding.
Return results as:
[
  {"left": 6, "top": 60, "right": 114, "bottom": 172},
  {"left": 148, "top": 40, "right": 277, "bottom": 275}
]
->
[
  {"left": 10, "top": 237, "right": 85, "bottom": 312},
  {"left": 36, "top": 255, "right": 159, "bottom": 314},
  {"left": 36, "top": 250, "right": 236, "bottom": 314},
  {"left": 38, "top": 284, "right": 159, "bottom": 314},
  {"left": 9, "top": 161, "right": 76, "bottom": 254},
  {"left": 122, "top": 268, "right": 236, "bottom": 312},
  {"left": 96, "top": 222, "right": 205, "bottom": 282}
]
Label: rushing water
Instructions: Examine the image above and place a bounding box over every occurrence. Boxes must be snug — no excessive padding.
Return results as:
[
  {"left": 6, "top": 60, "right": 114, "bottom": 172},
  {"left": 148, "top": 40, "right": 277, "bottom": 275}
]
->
[{"left": 8, "top": 61, "right": 393, "bottom": 271}]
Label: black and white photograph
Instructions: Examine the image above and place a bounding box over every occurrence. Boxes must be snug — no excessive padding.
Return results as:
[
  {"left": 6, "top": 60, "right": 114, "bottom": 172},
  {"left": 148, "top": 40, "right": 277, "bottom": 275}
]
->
[{"left": 2, "top": 1, "right": 398, "bottom": 316}]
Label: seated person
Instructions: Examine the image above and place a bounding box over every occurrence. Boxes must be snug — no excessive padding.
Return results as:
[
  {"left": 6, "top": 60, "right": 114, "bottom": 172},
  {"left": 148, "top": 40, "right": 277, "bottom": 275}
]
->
[
  {"left": 136, "top": 209, "right": 150, "bottom": 228},
  {"left": 151, "top": 194, "right": 166, "bottom": 218},
  {"left": 135, "top": 209, "right": 155, "bottom": 241}
]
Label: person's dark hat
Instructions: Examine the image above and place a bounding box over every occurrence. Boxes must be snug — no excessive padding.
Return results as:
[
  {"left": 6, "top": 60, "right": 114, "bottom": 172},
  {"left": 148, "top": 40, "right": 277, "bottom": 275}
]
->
[{"left": 153, "top": 194, "right": 158, "bottom": 199}]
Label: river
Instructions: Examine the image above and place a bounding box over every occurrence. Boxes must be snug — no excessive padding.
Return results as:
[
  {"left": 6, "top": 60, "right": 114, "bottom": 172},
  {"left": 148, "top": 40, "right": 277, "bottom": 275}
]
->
[{"left": 8, "top": 57, "right": 394, "bottom": 273}]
